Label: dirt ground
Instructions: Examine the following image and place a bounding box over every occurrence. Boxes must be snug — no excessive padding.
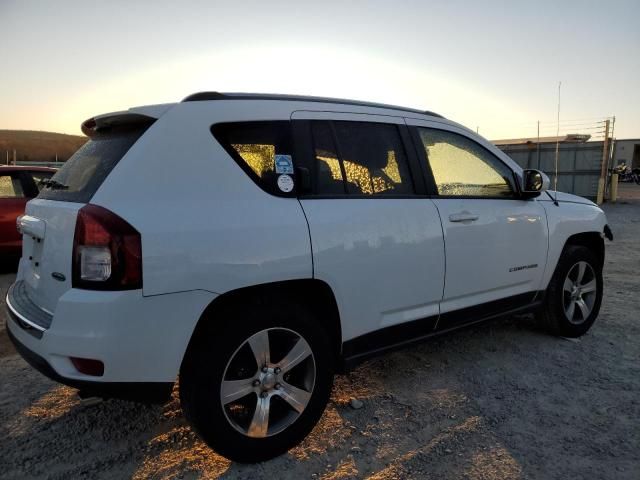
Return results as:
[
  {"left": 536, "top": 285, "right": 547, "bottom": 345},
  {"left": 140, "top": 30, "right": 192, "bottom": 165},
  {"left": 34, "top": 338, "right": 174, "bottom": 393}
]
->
[{"left": 1, "top": 185, "right": 639, "bottom": 479}]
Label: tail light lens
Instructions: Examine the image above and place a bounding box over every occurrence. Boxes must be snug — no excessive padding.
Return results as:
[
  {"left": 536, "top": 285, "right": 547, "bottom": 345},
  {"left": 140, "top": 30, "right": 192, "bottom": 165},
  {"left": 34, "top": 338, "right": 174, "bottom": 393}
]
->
[{"left": 72, "top": 204, "right": 142, "bottom": 290}]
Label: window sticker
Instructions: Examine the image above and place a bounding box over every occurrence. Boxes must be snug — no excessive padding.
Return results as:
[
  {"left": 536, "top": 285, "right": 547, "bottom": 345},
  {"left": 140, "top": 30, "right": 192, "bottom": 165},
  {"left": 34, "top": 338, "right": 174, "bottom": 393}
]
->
[
  {"left": 277, "top": 174, "right": 294, "bottom": 192},
  {"left": 275, "top": 154, "right": 294, "bottom": 174}
]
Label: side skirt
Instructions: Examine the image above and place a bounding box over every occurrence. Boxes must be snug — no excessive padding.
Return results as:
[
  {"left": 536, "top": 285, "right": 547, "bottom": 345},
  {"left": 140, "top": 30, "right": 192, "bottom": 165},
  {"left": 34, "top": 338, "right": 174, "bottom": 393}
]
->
[{"left": 340, "top": 291, "right": 544, "bottom": 372}]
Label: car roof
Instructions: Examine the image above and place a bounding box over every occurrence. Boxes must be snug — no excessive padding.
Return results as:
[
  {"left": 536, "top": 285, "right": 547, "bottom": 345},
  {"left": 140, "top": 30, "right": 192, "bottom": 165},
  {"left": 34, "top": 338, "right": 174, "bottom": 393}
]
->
[
  {"left": 181, "top": 92, "right": 445, "bottom": 119},
  {"left": 0, "top": 165, "right": 57, "bottom": 172},
  {"left": 85, "top": 92, "right": 449, "bottom": 137}
]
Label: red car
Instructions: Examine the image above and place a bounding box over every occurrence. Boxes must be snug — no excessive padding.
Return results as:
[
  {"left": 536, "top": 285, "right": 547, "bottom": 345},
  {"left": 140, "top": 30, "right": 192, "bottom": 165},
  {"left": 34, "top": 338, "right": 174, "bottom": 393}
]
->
[{"left": 0, "top": 166, "right": 56, "bottom": 258}]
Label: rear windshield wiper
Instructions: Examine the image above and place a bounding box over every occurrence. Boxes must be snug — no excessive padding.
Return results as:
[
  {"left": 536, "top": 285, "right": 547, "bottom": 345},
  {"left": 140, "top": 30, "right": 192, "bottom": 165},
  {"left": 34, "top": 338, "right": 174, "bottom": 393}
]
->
[{"left": 39, "top": 179, "right": 69, "bottom": 190}]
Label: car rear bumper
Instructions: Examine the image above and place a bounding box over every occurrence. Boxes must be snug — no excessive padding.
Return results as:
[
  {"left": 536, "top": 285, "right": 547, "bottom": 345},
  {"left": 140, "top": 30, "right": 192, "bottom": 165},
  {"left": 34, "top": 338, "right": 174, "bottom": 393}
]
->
[
  {"left": 5, "top": 325, "right": 172, "bottom": 403},
  {"left": 5, "top": 283, "right": 217, "bottom": 389},
  {"left": 7, "top": 280, "right": 53, "bottom": 336}
]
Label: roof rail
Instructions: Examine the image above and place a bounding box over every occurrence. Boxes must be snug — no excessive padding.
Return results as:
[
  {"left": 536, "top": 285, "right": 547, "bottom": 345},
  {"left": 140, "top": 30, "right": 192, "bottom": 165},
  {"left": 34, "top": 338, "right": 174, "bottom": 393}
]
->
[{"left": 182, "top": 92, "right": 444, "bottom": 118}]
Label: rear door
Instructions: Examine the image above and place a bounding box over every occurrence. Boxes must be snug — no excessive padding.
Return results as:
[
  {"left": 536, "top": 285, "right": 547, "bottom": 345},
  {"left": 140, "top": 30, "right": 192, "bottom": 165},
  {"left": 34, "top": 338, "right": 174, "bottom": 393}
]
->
[
  {"left": 408, "top": 120, "right": 548, "bottom": 328},
  {"left": 19, "top": 127, "right": 149, "bottom": 313},
  {"left": 292, "top": 111, "right": 445, "bottom": 349}
]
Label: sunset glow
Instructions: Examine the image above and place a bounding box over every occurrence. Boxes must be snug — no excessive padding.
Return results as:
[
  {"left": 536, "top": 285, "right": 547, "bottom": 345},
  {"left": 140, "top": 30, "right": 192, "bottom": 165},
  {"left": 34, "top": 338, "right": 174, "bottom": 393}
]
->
[{"left": 1, "top": 1, "right": 638, "bottom": 139}]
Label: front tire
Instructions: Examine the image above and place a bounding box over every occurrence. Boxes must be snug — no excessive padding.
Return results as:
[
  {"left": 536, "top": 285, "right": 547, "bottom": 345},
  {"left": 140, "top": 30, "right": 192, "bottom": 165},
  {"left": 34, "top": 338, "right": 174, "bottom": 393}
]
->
[
  {"left": 538, "top": 245, "right": 603, "bottom": 337},
  {"left": 179, "top": 299, "right": 334, "bottom": 463}
]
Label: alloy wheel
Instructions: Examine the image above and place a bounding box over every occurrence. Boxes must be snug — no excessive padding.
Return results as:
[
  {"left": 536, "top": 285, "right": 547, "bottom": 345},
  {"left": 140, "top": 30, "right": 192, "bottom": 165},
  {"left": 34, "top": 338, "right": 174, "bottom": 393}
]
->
[
  {"left": 220, "top": 327, "right": 316, "bottom": 438},
  {"left": 562, "top": 261, "right": 597, "bottom": 324}
]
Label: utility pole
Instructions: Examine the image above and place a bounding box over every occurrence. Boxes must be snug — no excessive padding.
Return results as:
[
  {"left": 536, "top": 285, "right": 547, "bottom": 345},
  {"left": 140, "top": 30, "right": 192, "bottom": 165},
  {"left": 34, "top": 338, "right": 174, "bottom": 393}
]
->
[
  {"left": 609, "top": 116, "right": 616, "bottom": 164},
  {"left": 604, "top": 116, "right": 617, "bottom": 200},
  {"left": 596, "top": 119, "right": 611, "bottom": 205}
]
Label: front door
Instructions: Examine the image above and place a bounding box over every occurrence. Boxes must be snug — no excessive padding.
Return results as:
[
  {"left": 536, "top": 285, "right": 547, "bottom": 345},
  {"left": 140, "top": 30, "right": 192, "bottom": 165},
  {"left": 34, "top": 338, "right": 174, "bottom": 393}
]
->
[{"left": 409, "top": 122, "right": 548, "bottom": 328}]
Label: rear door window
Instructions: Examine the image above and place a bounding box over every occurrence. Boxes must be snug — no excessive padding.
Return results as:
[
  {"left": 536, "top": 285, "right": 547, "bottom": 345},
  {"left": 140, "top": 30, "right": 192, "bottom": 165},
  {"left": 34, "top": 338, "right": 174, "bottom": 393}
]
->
[
  {"left": 38, "top": 129, "right": 147, "bottom": 203},
  {"left": 212, "top": 121, "right": 295, "bottom": 196},
  {"left": 332, "top": 121, "right": 414, "bottom": 195},
  {"left": 311, "top": 121, "right": 345, "bottom": 194},
  {"left": 306, "top": 121, "right": 414, "bottom": 196}
]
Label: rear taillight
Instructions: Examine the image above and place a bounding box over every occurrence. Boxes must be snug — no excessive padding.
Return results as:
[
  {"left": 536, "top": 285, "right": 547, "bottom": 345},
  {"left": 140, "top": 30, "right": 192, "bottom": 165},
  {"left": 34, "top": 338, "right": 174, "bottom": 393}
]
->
[{"left": 72, "top": 204, "right": 142, "bottom": 290}]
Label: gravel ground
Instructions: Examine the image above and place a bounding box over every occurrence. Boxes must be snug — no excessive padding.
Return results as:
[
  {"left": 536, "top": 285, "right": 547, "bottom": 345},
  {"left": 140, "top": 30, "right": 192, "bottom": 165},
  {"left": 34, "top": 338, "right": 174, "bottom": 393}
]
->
[{"left": 1, "top": 186, "right": 639, "bottom": 479}]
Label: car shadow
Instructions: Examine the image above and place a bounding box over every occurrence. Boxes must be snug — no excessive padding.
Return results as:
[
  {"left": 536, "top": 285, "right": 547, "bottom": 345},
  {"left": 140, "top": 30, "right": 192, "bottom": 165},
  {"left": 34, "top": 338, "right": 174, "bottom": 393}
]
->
[
  {"left": 0, "top": 315, "right": 528, "bottom": 479},
  {"left": 1, "top": 312, "right": 635, "bottom": 480}
]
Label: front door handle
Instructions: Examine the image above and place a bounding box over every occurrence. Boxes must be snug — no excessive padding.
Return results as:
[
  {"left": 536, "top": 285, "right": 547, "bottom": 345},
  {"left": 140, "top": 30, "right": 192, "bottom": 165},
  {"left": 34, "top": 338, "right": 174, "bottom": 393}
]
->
[{"left": 448, "top": 212, "right": 479, "bottom": 223}]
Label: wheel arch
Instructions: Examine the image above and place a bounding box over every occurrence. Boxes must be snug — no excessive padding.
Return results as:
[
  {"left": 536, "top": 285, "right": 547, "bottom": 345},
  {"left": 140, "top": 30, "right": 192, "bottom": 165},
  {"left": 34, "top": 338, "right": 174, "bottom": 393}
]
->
[
  {"left": 183, "top": 279, "right": 343, "bottom": 367},
  {"left": 563, "top": 231, "right": 605, "bottom": 268},
  {"left": 537, "top": 230, "right": 605, "bottom": 337}
]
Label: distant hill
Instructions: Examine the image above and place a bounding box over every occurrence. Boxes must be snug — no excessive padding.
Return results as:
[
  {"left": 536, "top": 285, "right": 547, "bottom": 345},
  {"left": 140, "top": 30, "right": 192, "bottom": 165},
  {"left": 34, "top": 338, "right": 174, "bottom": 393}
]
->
[{"left": 0, "top": 130, "right": 87, "bottom": 164}]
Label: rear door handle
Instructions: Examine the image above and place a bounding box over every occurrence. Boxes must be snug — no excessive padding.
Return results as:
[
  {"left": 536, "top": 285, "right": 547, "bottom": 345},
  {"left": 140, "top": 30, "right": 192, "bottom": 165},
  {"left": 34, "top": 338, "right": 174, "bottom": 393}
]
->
[{"left": 448, "top": 212, "right": 479, "bottom": 223}]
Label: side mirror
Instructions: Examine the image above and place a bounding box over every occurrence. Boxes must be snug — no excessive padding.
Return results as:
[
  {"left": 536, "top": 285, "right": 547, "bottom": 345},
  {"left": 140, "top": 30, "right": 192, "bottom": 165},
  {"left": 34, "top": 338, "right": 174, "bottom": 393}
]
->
[{"left": 520, "top": 169, "right": 550, "bottom": 198}]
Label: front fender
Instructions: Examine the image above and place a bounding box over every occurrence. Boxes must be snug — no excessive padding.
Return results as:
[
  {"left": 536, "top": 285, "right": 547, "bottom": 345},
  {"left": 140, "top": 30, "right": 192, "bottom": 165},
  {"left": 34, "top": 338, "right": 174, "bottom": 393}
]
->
[{"left": 541, "top": 202, "right": 607, "bottom": 289}]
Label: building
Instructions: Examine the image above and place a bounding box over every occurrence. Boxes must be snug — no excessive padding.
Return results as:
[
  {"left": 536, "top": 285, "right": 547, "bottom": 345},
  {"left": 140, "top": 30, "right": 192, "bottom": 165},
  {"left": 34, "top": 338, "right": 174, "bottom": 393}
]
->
[
  {"left": 493, "top": 134, "right": 591, "bottom": 146},
  {"left": 611, "top": 139, "right": 640, "bottom": 170},
  {"left": 493, "top": 135, "right": 604, "bottom": 200}
]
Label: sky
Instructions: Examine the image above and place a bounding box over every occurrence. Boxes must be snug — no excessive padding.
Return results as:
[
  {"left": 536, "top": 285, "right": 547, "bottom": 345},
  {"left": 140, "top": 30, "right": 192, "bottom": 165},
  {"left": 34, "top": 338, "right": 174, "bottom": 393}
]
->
[{"left": 1, "top": 0, "right": 639, "bottom": 140}]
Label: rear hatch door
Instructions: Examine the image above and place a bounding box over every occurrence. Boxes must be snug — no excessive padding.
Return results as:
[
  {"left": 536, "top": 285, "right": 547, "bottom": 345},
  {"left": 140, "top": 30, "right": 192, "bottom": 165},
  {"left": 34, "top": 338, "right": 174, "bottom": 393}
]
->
[
  {"left": 18, "top": 114, "right": 157, "bottom": 314},
  {"left": 20, "top": 200, "right": 82, "bottom": 314}
]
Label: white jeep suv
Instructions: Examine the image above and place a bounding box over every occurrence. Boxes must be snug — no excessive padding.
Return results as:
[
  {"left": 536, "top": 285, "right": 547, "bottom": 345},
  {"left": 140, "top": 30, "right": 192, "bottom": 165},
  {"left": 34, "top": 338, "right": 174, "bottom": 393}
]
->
[{"left": 6, "top": 92, "right": 612, "bottom": 462}]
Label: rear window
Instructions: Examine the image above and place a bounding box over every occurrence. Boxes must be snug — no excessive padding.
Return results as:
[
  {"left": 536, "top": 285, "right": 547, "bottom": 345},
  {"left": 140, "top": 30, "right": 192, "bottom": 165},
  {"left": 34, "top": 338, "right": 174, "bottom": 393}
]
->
[{"left": 37, "top": 129, "right": 146, "bottom": 203}]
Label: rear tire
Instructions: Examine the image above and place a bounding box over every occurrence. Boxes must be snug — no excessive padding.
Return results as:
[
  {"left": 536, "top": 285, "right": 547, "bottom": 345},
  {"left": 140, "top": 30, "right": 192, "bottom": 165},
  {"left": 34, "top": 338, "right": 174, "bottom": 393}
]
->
[
  {"left": 538, "top": 245, "right": 603, "bottom": 337},
  {"left": 180, "top": 298, "right": 334, "bottom": 463}
]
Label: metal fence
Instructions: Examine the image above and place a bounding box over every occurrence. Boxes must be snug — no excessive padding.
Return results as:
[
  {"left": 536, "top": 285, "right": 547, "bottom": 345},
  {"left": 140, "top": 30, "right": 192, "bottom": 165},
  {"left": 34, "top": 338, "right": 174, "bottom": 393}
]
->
[
  {"left": 12, "top": 160, "right": 64, "bottom": 168},
  {"left": 497, "top": 142, "right": 604, "bottom": 200}
]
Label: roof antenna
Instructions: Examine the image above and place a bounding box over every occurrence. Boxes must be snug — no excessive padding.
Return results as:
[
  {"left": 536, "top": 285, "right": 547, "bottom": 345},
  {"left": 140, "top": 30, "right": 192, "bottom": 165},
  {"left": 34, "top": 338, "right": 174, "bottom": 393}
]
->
[{"left": 552, "top": 81, "right": 561, "bottom": 206}]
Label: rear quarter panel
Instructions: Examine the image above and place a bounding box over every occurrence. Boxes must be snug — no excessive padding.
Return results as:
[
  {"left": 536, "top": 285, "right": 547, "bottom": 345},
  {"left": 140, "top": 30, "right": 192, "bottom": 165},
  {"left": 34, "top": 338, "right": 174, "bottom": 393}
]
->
[{"left": 90, "top": 102, "right": 313, "bottom": 296}]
